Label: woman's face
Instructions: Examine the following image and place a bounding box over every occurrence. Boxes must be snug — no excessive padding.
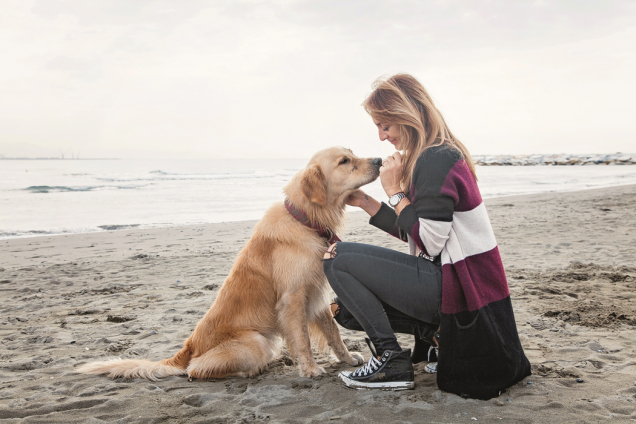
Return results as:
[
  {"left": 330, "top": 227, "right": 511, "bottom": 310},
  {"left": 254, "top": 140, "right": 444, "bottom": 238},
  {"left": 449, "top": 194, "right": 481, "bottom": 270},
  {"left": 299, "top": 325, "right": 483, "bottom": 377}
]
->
[{"left": 374, "top": 119, "right": 402, "bottom": 150}]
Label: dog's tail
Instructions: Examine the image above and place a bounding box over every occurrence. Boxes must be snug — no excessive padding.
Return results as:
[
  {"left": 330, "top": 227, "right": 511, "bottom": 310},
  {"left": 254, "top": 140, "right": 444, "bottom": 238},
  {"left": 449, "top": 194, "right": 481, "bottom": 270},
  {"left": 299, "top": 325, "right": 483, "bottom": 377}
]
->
[{"left": 77, "top": 345, "right": 191, "bottom": 381}]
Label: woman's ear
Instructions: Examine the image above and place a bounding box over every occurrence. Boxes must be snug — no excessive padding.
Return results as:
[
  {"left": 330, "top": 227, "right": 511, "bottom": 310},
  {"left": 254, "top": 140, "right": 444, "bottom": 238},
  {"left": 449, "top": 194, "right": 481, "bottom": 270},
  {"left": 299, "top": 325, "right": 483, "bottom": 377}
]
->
[{"left": 301, "top": 164, "right": 327, "bottom": 205}]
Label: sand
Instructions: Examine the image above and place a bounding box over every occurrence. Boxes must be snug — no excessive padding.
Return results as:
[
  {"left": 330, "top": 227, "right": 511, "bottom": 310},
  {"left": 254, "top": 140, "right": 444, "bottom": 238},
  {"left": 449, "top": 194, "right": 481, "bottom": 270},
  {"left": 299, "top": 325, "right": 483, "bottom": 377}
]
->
[{"left": 1, "top": 184, "right": 636, "bottom": 423}]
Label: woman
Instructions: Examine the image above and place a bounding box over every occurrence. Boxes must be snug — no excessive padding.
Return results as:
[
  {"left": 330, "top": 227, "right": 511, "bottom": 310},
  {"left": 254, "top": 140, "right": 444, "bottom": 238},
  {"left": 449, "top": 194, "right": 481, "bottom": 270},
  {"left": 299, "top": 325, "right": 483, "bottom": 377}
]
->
[{"left": 322, "top": 74, "right": 531, "bottom": 399}]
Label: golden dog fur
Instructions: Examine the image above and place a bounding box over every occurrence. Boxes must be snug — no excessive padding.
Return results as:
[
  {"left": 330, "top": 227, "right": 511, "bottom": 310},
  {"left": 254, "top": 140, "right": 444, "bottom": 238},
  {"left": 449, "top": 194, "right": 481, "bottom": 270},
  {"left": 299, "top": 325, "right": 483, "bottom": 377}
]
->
[{"left": 78, "top": 147, "right": 380, "bottom": 380}]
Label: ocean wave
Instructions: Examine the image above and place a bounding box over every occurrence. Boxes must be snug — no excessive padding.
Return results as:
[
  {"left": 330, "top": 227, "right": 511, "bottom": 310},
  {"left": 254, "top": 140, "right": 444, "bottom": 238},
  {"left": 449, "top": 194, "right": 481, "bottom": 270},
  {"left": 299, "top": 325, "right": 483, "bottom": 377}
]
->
[
  {"left": 0, "top": 229, "right": 54, "bottom": 238},
  {"left": 97, "top": 224, "right": 140, "bottom": 231},
  {"left": 96, "top": 172, "right": 296, "bottom": 183},
  {"left": 148, "top": 169, "right": 256, "bottom": 177},
  {"left": 0, "top": 224, "right": 144, "bottom": 239},
  {"left": 149, "top": 168, "right": 298, "bottom": 176},
  {"left": 23, "top": 185, "right": 147, "bottom": 193},
  {"left": 148, "top": 169, "right": 263, "bottom": 176}
]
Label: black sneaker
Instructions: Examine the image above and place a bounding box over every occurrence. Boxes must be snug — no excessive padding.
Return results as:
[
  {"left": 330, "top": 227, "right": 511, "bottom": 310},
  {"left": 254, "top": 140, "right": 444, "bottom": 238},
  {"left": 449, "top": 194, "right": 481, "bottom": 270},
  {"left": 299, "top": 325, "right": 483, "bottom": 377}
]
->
[{"left": 338, "top": 338, "right": 414, "bottom": 390}]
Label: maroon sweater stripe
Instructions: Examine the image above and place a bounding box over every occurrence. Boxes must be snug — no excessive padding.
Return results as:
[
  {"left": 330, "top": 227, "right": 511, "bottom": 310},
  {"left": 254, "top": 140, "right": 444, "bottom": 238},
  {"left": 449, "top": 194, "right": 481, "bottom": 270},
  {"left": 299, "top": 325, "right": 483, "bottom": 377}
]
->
[
  {"left": 440, "top": 160, "right": 482, "bottom": 212},
  {"left": 409, "top": 220, "right": 430, "bottom": 256},
  {"left": 440, "top": 246, "right": 510, "bottom": 314}
]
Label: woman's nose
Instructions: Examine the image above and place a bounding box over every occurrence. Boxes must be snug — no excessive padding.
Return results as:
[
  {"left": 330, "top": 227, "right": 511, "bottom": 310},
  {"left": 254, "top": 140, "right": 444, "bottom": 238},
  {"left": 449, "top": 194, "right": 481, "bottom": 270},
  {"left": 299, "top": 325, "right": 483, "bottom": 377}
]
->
[{"left": 378, "top": 130, "right": 387, "bottom": 140}]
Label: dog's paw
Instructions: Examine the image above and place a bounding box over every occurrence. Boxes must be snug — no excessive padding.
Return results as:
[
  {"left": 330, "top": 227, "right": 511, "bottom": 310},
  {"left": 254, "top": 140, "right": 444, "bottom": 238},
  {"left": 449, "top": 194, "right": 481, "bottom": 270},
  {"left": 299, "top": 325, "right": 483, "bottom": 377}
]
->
[
  {"left": 348, "top": 351, "right": 365, "bottom": 366},
  {"left": 300, "top": 366, "right": 326, "bottom": 378}
]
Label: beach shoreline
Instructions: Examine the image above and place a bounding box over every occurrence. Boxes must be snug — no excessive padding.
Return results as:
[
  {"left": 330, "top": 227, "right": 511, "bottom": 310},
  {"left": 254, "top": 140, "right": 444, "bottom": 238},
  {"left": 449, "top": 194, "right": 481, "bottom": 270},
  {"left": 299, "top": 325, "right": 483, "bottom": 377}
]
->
[
  {"left": 2, "top": 184, "right": 635, "bottom": 269},
  {"left": 1, "top": 184, "right": 635, "bottom": 422},
  {"left": 3, "top": 161, "right": 636, "bottom": 241}
]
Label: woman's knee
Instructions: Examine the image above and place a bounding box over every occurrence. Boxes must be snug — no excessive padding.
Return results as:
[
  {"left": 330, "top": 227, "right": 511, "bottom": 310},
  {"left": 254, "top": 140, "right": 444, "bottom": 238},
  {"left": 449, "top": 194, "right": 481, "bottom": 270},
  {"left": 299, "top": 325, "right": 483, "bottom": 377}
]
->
[
  {"left": 322, "top": 241, "right": 360, "bottom": 261},
  {"left": 322, "top": 243, "right": 357, "bottom": 281}
]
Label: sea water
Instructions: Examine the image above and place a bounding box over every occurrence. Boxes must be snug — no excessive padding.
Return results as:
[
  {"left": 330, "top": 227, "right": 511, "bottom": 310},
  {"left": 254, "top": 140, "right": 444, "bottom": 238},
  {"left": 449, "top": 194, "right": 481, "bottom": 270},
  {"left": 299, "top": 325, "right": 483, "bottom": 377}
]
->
[{"left": 1, "top": 158, "right": 636, "bottom": 239}]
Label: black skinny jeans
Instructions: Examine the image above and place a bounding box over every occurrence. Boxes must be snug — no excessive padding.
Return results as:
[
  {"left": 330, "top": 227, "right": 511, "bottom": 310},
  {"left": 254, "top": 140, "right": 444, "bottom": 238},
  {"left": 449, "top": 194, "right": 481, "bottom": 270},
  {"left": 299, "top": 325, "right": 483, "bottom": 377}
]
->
[{"left": 323, "top": 241, "right": 442, "bottom": 356}]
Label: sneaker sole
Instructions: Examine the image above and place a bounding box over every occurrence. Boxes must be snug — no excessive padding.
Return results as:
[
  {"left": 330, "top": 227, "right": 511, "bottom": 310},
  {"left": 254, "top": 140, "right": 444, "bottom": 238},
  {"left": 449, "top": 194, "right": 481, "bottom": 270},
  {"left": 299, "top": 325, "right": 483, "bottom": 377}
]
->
[{"left": 338, "top": 372, "right": 415, "bottom": 391}]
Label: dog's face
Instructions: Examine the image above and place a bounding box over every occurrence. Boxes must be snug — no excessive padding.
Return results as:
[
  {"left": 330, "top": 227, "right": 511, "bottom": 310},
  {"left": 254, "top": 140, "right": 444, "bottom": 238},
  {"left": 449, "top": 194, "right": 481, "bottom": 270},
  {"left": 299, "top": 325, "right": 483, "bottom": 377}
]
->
[{"left": 300, "top": 147, "right": 381, "bottom": 206}]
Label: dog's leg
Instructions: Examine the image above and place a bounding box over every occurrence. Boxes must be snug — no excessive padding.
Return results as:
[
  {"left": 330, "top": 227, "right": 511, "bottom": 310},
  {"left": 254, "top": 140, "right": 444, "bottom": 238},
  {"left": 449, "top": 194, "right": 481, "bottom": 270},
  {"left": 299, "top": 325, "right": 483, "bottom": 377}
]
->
[
  {"left": 312, "top": 307, "right": 364, "bottom": 366},
  {"left": 186, "top": 331, "right": 276, "bottom": 379},
  {"left": 277, "top": 291, "right": 326, "bottom": 377}
]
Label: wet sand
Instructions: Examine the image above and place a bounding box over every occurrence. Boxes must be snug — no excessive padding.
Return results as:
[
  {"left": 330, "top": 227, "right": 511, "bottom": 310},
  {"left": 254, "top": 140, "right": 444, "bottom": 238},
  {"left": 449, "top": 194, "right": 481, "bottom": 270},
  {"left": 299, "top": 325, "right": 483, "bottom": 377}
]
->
[{"left": 1, "top": 184, "right": 635, "bottom": 423}]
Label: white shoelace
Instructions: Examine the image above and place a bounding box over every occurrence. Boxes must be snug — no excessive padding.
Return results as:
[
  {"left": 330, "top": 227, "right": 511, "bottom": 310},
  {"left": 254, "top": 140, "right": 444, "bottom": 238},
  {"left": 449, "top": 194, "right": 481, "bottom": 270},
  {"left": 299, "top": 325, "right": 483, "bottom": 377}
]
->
[
  {"left": 351, "top": 355, "right": 382, "bottom": 377},
  {"left": 427, "top": 345, "right": 438, "bottom": 362}
]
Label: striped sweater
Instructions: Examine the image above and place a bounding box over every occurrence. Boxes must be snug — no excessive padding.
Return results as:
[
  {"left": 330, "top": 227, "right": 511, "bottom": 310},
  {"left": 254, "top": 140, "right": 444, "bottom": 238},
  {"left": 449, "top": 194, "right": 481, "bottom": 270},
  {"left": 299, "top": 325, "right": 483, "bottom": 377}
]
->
[{"left": 370, "top": 145, "right": 531, "bottom": 399}]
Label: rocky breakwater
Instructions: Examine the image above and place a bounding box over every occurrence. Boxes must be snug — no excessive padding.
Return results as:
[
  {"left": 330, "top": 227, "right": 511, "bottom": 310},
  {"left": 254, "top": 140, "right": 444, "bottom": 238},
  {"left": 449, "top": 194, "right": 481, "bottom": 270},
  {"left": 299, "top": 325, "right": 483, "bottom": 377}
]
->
[{"left": 473, "top": 153, "right": 636, "bottom": 166}]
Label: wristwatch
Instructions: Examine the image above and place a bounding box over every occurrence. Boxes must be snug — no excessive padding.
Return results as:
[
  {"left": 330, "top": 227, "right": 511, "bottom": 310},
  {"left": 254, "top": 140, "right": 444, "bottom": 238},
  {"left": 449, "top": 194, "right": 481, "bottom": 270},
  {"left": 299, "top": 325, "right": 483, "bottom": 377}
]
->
[{"left": 388, "top": 192, "right": 406, "bottom": 207}]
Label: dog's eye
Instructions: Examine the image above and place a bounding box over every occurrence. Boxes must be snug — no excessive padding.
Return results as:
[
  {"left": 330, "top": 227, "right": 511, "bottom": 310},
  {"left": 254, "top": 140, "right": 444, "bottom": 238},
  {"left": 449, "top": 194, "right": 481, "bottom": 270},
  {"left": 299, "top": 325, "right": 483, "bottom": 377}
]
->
[{"left": 339, "top": 158, "right": 350, "bottom": 165}]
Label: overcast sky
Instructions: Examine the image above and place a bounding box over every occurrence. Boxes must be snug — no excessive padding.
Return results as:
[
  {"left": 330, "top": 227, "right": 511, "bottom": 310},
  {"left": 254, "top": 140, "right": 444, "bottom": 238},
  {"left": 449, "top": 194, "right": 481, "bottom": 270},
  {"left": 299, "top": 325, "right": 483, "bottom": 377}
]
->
[{"left": 1, "top": 0, "right": 635, "bottom": 159}]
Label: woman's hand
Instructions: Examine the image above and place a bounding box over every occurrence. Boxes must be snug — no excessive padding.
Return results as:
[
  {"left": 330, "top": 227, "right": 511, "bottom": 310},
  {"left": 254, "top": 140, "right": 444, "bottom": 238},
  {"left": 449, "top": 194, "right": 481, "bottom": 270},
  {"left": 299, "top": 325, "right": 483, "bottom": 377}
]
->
[
  {"left": 380, "top": 152, "right": 403, "bottom": 196},
  {"left": 346, "top": 189, "right": 368, "bottom": 208},
  {"left": 346, "top": 189, "right": 381, "bottom": 217}
]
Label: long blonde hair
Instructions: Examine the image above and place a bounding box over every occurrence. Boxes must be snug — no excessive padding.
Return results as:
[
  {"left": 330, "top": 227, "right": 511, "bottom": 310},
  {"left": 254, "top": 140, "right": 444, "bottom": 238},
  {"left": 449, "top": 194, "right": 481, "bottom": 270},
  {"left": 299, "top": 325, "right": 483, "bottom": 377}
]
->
[{"left": 362, "top": 73, "right": 477, "bottom": 191}]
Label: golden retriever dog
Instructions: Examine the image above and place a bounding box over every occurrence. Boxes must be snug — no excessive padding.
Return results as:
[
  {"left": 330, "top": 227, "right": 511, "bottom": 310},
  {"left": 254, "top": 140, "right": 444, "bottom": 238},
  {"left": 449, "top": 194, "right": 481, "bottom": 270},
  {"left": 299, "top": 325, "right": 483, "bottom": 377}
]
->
[{"left": 78, "top": 147, "right": 381, "bottom": 380}]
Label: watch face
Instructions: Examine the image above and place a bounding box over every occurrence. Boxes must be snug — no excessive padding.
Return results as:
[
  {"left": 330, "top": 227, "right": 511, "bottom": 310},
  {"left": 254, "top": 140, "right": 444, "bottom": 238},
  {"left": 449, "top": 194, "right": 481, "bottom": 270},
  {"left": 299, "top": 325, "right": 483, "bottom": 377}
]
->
[{"left": 390, "top": 192, "right": 406, "bottom": 206}]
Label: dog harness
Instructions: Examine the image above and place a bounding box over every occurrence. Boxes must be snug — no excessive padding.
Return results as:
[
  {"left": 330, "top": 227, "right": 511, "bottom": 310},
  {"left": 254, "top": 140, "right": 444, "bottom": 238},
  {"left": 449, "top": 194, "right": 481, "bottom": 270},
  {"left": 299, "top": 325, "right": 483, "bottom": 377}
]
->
[{"left": 284, "top": 199, "right": 341, "bottom": 245}]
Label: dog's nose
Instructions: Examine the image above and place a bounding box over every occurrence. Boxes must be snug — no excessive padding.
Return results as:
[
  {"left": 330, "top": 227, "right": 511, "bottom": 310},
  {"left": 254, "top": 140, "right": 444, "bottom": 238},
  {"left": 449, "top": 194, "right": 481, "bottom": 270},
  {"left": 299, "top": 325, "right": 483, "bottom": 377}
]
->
[{"left": 372, "top": 158, "right": 383, "bottom": 167}]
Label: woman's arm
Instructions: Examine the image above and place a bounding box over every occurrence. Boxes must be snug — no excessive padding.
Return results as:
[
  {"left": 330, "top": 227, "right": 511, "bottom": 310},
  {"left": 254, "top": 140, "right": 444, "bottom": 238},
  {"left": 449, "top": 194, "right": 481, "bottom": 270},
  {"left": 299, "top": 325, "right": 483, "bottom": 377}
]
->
[
  {"left": 361, "top": 152, "right": 413, "bottom": 242},
  {"left": 346, "top": 189, "right": 382, "bottom": 217},
  {"left": 370, "top": 148, "right": 460, "bottom": 255},
  {"left": 394, "top": 150, "right": 460, "bottom": 258},
  {"left": 393, "top": 197, "right": 410, "bottom": 215},
  {"left": 348, "top": 189, "right": 405, "bottom": 240}
]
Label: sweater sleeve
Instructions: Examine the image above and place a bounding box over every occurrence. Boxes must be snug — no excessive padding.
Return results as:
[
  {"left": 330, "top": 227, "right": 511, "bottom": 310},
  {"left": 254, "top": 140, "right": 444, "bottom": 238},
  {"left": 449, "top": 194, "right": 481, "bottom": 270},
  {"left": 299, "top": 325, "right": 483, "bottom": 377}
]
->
[
  {"left": 369, "top": 202, "right": 408, "bottom": 242},
  {"left": 395, "top": 148, "right": 458, "bottom": 257}
]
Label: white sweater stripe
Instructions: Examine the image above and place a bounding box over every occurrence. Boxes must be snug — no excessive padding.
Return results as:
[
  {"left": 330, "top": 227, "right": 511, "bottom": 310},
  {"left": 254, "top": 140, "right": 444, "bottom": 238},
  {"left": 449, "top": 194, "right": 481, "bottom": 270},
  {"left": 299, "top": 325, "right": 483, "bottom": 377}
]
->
[
  {"left": 418, "top": 218, "right": 452, "bottom": 257},
  {"left": 440, "top": 202, "right": 498, "bottom": 265}
]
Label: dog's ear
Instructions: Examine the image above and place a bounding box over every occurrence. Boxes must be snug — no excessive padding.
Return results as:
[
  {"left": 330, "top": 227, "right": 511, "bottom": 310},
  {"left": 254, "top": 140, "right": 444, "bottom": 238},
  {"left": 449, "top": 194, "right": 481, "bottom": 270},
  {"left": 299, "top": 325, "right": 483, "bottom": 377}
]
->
[{"left": 301, "top": 164, "right": 327, "bottom": 205}]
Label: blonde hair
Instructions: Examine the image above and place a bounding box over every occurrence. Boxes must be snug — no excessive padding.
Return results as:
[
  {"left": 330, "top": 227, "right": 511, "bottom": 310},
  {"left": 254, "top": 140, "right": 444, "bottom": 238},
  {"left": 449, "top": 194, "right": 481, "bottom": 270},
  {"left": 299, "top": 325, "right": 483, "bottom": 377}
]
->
[{"left": 362, "top": 73, "right": 477, "bottom": 191}]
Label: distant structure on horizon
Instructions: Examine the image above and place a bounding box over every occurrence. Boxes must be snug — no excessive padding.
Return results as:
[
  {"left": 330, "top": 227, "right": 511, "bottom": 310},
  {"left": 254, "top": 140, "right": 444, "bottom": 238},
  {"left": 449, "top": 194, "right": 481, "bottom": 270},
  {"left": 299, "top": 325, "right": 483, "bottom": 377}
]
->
[
  {"left": 472, "top": 153, "right": 636, "bottom": 166},
  {"left": 0, "top": 145, "right": 119, "bottom": 160},
  {"left": 58, "top": 148, "right": 81, "bottom": 160}
]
